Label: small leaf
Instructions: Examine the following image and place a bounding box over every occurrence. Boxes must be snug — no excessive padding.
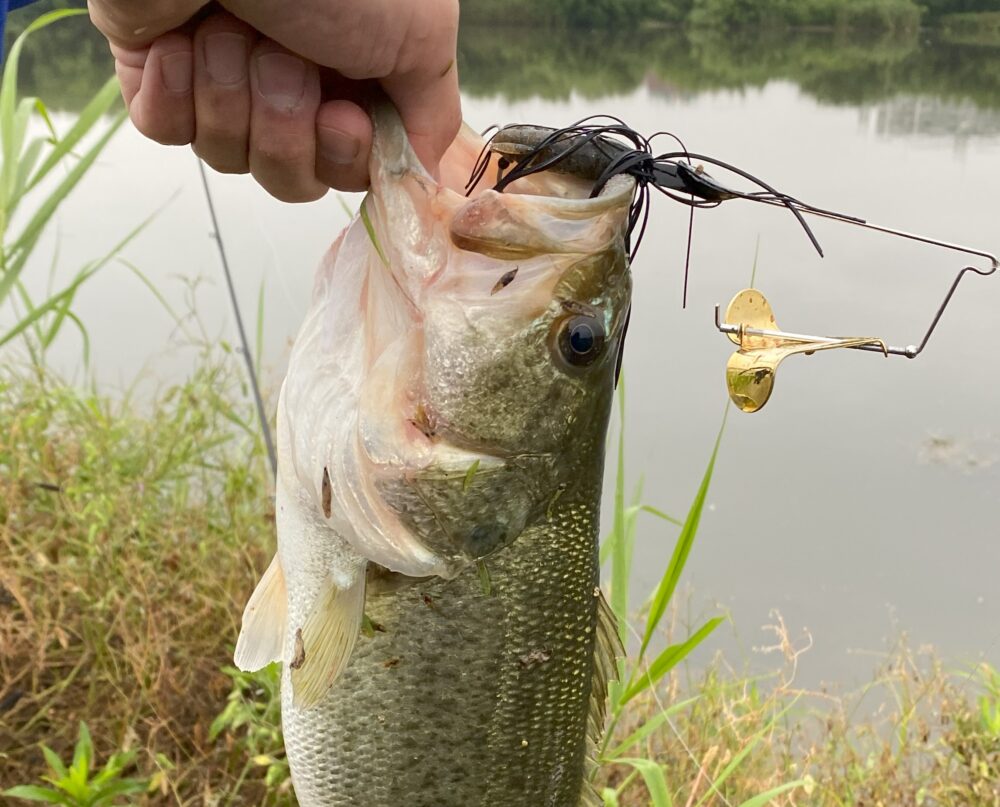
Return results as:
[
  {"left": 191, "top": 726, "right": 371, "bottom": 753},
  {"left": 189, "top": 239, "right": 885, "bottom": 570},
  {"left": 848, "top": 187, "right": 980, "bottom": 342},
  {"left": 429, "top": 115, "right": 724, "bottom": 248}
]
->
[
  {"left": 40, "top": 745, "right": 68, "bottom": 781},
  {"left": 72, "top": 721, "right": 93, "bottom": 774},
  {"left": 614, "top": 758, "right": 672, "bottom": 807},
  {"left": 2, "top": 785, "right": 67, "bottom": 803}
]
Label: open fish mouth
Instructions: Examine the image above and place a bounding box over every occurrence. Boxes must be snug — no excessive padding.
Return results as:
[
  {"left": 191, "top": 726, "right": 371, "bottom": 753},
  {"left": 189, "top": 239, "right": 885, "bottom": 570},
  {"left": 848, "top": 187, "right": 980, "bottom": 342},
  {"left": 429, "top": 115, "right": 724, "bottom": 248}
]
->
[{"left": 279, "top": 103, "right": 633, "bottom": 581}]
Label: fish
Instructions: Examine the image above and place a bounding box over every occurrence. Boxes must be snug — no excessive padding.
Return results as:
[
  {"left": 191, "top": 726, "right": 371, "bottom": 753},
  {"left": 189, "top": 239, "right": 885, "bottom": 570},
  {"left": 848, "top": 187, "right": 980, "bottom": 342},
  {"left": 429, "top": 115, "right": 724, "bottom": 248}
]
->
[{"left": 234, "top": 103, "right": 635, "bottom": 806}]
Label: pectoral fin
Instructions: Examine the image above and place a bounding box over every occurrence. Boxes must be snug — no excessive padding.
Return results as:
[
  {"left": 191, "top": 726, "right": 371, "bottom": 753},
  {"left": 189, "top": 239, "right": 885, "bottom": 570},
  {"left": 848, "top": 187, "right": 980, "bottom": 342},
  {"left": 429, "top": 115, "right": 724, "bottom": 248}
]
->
[
  {"left": 234, "top": 554, "right": 287, "bottom": 672},
  {"left": 290, "top": 571, "right": 366, "bottom": 709}
]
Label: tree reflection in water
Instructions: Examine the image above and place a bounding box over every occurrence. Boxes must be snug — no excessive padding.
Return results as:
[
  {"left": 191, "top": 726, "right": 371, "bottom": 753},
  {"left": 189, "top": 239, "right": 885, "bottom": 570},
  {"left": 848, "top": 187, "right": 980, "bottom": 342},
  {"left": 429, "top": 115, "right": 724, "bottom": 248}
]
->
[{"left": 7, "top": 3, "right": 1000, "bottom": 141}]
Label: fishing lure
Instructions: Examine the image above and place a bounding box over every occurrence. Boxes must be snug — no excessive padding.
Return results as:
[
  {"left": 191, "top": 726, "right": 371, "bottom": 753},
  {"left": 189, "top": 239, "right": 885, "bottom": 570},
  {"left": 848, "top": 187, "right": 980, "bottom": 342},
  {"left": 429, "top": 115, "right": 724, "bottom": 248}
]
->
[{"left": 471, "top": 117, "right": 998, "bottom": 412}]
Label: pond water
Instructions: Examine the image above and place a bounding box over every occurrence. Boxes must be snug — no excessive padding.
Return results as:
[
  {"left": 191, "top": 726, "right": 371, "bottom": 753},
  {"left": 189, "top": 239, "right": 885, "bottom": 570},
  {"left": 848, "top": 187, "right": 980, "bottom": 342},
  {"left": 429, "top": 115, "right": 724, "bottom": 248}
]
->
[{"left": 7, "top": 18, "right": 1000, "bottom": 689}]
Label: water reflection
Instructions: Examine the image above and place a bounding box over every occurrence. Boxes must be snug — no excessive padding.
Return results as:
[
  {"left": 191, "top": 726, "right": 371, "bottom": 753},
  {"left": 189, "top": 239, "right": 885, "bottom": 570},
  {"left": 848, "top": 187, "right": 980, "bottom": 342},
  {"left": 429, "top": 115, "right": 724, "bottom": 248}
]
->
[{"left": 10, "top": 10, "right": 1000, "bottom": 144}]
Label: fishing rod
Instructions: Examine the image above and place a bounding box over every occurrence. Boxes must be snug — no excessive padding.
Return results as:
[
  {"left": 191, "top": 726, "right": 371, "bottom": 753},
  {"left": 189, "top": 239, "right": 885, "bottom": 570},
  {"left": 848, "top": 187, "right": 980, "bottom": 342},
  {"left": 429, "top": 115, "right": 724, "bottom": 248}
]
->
[{"left": 197, "top": 159, "right": 278, "bottom": 476}]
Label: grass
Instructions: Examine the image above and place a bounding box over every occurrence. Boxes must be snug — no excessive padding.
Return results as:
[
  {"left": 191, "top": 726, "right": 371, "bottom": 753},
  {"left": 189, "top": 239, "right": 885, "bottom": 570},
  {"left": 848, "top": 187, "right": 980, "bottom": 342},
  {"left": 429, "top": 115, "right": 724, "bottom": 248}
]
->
[
  {"left": 0, "top": 10, "right": 132, "bottom": 369},
  {"left": 2, "top": 360, "right": 998, "bottom": 805},
  {"left": 0, "top": 360, "right": 284, "bottom": 805}
]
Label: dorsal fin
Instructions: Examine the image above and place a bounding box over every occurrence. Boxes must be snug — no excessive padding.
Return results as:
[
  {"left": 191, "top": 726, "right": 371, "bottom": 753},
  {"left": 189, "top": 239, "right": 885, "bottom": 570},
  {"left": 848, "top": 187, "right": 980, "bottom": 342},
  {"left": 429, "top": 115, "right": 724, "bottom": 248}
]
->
[{"left": 581, "top": 589, "right": 626, "bottom": 802}]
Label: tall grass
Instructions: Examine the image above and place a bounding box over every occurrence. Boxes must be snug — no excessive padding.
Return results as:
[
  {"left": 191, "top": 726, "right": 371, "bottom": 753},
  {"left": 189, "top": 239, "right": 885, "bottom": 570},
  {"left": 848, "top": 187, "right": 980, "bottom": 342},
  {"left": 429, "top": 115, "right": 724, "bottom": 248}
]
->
[
  {"left": 0, "top": 9, "right": 132, "bottom": 368},
  {"left": 595, "top": 389, "right": 812, "bottom": 806}
]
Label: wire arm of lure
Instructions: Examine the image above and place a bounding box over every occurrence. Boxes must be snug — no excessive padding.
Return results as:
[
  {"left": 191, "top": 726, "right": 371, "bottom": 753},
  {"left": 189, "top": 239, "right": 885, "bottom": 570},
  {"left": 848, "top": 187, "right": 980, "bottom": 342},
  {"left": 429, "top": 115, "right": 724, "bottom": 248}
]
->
[{"left": 714, "top": 222, "right": 998, "bottom": 360}]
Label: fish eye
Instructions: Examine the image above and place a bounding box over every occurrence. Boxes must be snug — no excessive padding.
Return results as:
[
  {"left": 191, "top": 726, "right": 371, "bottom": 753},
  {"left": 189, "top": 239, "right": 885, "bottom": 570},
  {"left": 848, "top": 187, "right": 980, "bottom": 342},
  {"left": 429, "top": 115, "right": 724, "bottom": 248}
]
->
[{"left": 553, "top": 314, "right": 606, "bottom": 369}]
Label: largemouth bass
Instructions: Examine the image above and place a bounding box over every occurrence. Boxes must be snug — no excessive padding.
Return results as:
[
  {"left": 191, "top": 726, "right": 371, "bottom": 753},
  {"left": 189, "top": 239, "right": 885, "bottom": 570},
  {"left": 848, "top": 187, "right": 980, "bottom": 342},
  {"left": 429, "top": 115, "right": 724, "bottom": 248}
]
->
[{"left": 235, "top": 105, "right": 634, "bottom": 806}]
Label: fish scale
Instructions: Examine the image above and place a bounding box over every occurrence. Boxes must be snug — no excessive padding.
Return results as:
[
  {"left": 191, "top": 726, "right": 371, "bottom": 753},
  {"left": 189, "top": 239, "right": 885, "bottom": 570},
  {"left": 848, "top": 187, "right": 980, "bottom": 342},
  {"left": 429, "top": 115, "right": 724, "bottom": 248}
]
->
[{"left": 281, "top": 484, "right": 608, "bottom": 806}]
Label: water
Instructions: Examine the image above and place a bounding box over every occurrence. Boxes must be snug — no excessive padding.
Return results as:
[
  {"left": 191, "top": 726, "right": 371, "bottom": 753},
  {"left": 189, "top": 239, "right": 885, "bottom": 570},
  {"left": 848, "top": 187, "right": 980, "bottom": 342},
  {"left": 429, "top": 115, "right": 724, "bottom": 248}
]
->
[{"left": 6, "top": 19, "right": 1000, "bottom": 689}]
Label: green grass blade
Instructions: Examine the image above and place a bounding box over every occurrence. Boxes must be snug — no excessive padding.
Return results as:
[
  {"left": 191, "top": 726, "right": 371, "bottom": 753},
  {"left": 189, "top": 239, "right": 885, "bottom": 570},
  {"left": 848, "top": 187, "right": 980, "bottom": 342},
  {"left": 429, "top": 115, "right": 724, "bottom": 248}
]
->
[
  {"left": 601, "top": 788, "right": 620, "bottom": 807},
  {"left": 25, "top": 76, "right": 122, "bottom": 195},
  {"left": 121, "top": 260, "right": 196, "bottom": 341},
  {"left": 639, "top": 408, "right": 728, "bottom": 659},
  {"left": 359, "top": 195, "right": 388, "bottom": 266},
  {"left": 0, "top": 109, "right": 127, "bottom": 303},
  {"left": 640, "top": 504, "right": 682, "bottom": 527},
  {"left": 2, "top": 200, "right": 155, "bottom": 353},
  {"left": 72, "top": 721, "right": 92, "bottom": 772},
  {"left": 3, "top": 96, "right": 38, "bottom": 210},
  {"left": 61, "top": 309, "right": 92, "bottom": 368},
  {"left": 14, "top": 135, "right": 47, "bottom": 202},
  {"left": 40, "top": 746, "right": 68, "bottom": 780},
  {"left": 603, "top": 694, "right": 700, "bottom": 760},
  {"left": 2, "top": 266, "right": 95, "bottom": 350},
  {"left": 622, "top": 616, "right": 724, "bottom": 704},
  {"left": 1, "top": 785, "right": 66, "bottom": 803},
  {"left": 0, "top": 9, "right": 87, "bottom": 205},
  {"left": 735, "top": 779, "right": 810, "bottom": 807},
  {"left": 615, "top": 758, "right": 673, "bottom": 807}
]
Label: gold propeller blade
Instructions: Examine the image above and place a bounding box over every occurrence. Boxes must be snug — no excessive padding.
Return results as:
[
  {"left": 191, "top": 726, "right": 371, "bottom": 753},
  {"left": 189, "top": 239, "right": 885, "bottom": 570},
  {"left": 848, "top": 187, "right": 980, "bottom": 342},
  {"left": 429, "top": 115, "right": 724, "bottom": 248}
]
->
[{"left": 722, "top": 289, "right": 887, "bottom": 413}]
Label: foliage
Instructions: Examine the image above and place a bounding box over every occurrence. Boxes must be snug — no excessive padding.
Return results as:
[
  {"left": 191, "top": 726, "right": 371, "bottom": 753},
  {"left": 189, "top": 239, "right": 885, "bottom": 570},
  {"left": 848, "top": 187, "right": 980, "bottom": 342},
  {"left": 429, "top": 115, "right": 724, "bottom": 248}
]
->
[
  {"left": 0, "top": 9, "right": 129, "bottom": 367},
  {"left": 3, "top": 722, "right": 149, "bottom": 806},
  {"left": 458, "top": 22, "right": 1000, "bottom": 117},
  {"left": 595, "top": 622, "right": 1000, "bottom": 806},
  {"left": 460, "top": 0, "right": 949, "bottom": 28},
  {"left": 940, "top": 11, "right": 1000, "bottom": 45},
  {"left": 595, "top": 391, "right": 813, "bottom": 805},
  {"left": 4, "top": 3, "right": 113, "bottom": 114},
  {"left": 686, "top": 0, "right": 922, "bottom": 31},
  {"left": 0, "top": 358, "right": 280, "bottom": 804},
  {"left": 2, "top": 359, "right": 998, "bottom": 804},
  {"left": 209, "top": 665, "right": 292, "bottom": 801}
]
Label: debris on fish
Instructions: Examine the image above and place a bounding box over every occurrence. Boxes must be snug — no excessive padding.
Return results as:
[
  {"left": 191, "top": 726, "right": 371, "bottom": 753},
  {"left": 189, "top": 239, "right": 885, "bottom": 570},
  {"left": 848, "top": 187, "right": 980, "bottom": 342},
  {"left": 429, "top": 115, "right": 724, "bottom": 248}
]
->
[{"left": 235, "top": 103, "right": 634, "bottom": 806}]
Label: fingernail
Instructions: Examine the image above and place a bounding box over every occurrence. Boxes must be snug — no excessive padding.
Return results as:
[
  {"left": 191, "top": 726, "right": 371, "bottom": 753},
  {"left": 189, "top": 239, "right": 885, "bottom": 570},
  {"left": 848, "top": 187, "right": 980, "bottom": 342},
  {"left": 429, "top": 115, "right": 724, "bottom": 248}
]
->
[
  {"left": 256, "top": 52, "right": 306, "bottom": 111},
  {"left": 160, "top": 52, "right": 192, "bottom": 94},
  {"left": 204, "top": 33, "right": 247, "bottom": 86},
  {"left": 318, "top": 126, "right": 361, "bottom": 165}
]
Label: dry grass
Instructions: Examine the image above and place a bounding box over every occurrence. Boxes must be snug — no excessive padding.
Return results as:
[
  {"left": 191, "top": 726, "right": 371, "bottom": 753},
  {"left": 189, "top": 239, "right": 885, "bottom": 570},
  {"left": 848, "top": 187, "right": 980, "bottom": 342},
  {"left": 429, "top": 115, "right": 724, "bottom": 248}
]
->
[
  {"left": 0, "top": 362, "right": 284, "bottom": 805},
  {"left": 1, "top": 363, "right": 997, "bottom": 806},
  {"left": 598, "top": 614, "right": 1000, "bottom": 806}
]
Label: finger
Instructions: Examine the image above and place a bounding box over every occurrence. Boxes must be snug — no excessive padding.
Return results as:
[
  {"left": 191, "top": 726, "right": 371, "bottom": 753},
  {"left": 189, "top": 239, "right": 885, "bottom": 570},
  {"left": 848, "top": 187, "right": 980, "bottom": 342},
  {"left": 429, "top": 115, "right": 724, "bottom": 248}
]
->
[
  {"left": 315, "top": 99, "right": 372, "bottom": 193},
  {"left": 115, "top": 33, "right": 196, "bottom": 146},
  {"left": 380, "top": 0, "right": 462, "bottom": 178},
  {"left": 88, "top": 0, "right": 209, "bottom": 49},
  {"left": 111, "top": 44, "right": 146, "bottom": 109},
  {"left": 382, "top": 60, "right": 462, "bottom": 178},
  {"left": 192, "top": 12, "right": 256, "bottom": 174},
  {"left": 249, "top": 41, "right": 326, "bottom": 203}
]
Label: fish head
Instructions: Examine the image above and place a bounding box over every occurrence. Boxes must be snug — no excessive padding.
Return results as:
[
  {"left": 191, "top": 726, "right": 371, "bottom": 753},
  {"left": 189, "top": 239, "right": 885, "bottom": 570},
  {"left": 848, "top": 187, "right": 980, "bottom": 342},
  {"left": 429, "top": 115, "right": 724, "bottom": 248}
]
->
[{"left": 284, "top": 106, "right": 633, "bottom": 577}]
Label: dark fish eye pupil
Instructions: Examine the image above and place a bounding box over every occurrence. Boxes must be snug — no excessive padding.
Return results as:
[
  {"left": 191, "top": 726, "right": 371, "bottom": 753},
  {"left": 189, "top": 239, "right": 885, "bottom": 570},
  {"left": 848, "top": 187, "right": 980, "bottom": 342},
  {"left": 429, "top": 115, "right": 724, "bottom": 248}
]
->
[
  {"left": 570, "top": 323, "right": 594, "bottom": 354},
  {"left": 553, "top": 313, "right": 606, "bottom": 369}
]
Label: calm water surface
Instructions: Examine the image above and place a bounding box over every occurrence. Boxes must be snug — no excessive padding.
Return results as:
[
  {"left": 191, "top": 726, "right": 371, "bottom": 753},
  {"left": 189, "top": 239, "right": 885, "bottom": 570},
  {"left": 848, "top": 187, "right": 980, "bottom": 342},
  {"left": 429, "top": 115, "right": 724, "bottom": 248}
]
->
[{"left": 8, "top": 23, "right": 1000, "bottom": 688}]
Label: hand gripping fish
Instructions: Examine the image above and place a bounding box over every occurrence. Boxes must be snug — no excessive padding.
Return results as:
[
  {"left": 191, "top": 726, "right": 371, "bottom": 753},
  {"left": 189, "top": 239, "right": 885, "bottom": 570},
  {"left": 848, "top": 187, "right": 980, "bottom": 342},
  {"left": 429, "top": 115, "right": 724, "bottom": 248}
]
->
[{"left": 234, "top": 104, "right": 633, "bottom": 806}]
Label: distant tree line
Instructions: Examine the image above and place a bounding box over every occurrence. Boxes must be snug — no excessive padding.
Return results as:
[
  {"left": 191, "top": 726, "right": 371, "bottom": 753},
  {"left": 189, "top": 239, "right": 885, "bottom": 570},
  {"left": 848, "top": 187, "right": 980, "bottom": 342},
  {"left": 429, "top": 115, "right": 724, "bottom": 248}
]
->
[{"left": 461, "top": 0, "right": 1000, "bottom": 28}]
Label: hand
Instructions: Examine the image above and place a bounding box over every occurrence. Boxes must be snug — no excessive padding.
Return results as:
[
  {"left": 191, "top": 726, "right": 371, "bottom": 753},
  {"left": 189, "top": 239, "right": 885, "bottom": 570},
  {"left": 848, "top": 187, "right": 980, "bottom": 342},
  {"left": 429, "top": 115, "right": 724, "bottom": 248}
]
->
[{"left": 87, "top": 0, "right": 461, "bottom": 200}]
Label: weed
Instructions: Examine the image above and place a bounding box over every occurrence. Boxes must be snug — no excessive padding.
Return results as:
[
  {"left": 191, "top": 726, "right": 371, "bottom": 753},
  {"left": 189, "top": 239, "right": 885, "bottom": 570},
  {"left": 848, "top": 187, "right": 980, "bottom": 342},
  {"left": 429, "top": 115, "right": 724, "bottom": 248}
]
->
[
  {"left": 0, "top": 9, "right": 137, "bottom": 368},
  {"left": 3, "top": 720, "right": 149, "bottom": 806}
]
